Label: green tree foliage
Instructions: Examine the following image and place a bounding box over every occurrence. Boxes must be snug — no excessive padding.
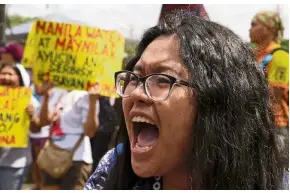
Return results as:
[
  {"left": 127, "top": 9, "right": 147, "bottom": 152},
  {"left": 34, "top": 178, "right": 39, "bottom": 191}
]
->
[
  {"left": 123, "top": 38, "right": 138, "bottom": 69},
  {"left": 281, "top": 39, "right": 289, "bottom": 51},
  {"left": 125, "top": 38, "right": 138, "bottom": 57},
  {"left": 7, "top": 14, "right": 39, "bottom": 27}
]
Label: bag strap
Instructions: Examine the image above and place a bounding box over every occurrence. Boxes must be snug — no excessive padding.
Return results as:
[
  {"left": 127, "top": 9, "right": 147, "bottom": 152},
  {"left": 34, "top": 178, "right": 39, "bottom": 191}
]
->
[
  {"left": 259, "top": 47, "right": 289, "bottom": 70},
  {"left": 271, "top": 47, "right": 289, "bottom": 54},
  {"left": 72, "top": 134, "right": 85, "bottom": 153},
  {"left": 48, "top": 134, "right": 85, "bottom": 154}
]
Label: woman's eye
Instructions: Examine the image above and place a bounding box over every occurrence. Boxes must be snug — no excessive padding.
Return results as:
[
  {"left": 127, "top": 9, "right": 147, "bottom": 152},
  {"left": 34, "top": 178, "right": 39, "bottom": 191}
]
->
[
  {"left": 159, "top": 78, "right": 170, "bottom": 83},
  {"left": 130, "top": 76, "right": 137, "bottom": 82},
  {"left": 127, "top": 75, "right": 138, "bottom": 85}
]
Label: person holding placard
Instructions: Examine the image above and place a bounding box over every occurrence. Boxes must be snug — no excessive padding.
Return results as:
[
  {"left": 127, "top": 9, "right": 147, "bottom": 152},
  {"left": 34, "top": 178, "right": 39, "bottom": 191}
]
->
[
  {"left": 0, "top": 63, "right": 40, "bottom": 190},
  {"left": 28, "top": 84, "right": 67, "bottom": 190},
  {"left": 37, "top": 84, "right": 100, "bottom": 190}
]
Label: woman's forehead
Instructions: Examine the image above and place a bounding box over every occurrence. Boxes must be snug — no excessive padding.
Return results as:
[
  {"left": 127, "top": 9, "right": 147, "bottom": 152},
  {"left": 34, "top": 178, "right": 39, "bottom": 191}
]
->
[
  {"left": 1, "top": 66, "right": 15, "bottom": 72},
  {"left": 134, "top": 35, "right": 187, "bottom": 76},
  {"left": 142, "top": 35, "right": 180, "bottom": 59}
]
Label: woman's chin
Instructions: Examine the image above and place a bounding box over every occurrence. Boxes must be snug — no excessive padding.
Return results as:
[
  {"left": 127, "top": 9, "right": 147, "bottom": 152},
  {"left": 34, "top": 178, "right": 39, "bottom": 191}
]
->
[
  {"left": 133, "top": 168, "right": 154, "bottom": 178},
  {"left": 131, "top": 162, "right": 157, "bottom": 178}
]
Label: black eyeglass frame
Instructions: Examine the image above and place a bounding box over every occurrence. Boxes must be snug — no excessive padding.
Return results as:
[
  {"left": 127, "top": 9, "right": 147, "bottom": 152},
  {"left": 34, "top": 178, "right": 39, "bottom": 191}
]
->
[{"left": 114, "top": 70, "right": 193, "bottom": 101}]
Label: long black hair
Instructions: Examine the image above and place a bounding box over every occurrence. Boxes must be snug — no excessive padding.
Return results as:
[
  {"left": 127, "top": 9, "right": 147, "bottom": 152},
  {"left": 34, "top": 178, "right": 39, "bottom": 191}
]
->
[{"left": 105, "top": 11, "right": 284, "bottom": 189}]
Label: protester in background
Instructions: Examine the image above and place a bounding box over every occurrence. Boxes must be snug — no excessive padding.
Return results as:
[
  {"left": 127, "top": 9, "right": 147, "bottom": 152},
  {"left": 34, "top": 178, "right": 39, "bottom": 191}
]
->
[
  {"left": 85, "top": 11, "right": 286, "bottom": 190},
  {"left": 38, "top": 84, "right": 100, "bottom": 190},
  {"left": 0, "top": 64, "right": 40, "bottom": 190},
  {"left": 29, "top": 92, "right": 49, "bottom": 190},
  {"left": 90, "top": 96, "right": 119, "bottom": 172},
  {"left": 0, "top": 42, "right": 23, "bottom": 66},
  {"left": 250, "top": 10, "right": 289, "bottom": 169},
  {"left": 28, "top": 84, "right": 66, "bottom": 190}
]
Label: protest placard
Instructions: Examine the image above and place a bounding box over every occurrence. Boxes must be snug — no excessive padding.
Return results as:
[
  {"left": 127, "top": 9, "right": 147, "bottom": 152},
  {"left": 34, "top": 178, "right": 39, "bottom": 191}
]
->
[
  {"left": 0, "top": 86, "right": 32, "bottom": 148},
  {"left": 22, "top": 20, "right": 125, "bottom": 97}
]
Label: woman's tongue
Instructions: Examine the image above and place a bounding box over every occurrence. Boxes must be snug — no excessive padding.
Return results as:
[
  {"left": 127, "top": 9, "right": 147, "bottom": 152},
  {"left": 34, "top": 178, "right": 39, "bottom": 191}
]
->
[{"left": 137, "top": 126, "right": 159, "bottom": 147}]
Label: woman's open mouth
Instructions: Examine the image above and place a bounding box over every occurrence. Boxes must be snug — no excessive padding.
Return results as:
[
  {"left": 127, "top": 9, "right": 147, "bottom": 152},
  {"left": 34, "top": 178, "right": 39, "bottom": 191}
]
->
[
  {"left": 131, "top": 116, "right": 159, "bottom": 154},
  {"left": 1, "top": 82, "right": 11, "bottom": 86}
]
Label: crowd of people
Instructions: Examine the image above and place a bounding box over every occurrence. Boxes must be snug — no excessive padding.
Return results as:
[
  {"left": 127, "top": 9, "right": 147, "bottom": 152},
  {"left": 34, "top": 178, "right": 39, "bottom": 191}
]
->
[
  {"left": 0, "top": 42, "right": 120, "bottom": 190},
  {"left": 0, "top": 8, "right": 289, "bottom": 190}
]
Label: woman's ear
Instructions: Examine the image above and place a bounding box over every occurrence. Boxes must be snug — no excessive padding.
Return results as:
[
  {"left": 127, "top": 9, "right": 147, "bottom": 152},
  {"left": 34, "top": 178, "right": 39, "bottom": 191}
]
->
[
  {"left": 273, "top": 29, "right": 279, "bottom": 40},
  {"left": 267, "top": 26, "right": 278, "bottom": 40}
]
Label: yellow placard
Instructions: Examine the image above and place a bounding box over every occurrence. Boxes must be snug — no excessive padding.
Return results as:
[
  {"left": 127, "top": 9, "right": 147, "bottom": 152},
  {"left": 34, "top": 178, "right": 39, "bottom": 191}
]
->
[
  {"left": 0, "top": 86, "right": 32, "bottom": 148},
  {"left": 22, "top": 20, "right": 125, "bottom": 97}
]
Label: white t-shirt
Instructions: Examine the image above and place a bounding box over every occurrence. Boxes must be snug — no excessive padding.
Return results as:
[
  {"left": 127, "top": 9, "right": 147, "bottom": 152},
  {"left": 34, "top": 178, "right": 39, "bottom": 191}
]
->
[
  {"left": 52, "top": 90, "right": 99, "bottom": 164},
  {"left": 29, "top": 88, "right": 67, "bottom": 139}
]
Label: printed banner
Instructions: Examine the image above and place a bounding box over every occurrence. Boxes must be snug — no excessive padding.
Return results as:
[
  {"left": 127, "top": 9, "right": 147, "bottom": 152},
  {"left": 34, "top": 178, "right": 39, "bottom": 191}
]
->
[
  {"left": 23, "top": 20, "right": 125, "bottom": 97},
  {"left": 0, "top": 86, "right": 32, "bottom": 148}
]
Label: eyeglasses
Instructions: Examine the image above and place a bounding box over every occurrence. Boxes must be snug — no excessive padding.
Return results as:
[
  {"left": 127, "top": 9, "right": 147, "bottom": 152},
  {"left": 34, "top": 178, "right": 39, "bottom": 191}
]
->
[{"left": 115, "top": 70, "right": 192, "bottom": 101}]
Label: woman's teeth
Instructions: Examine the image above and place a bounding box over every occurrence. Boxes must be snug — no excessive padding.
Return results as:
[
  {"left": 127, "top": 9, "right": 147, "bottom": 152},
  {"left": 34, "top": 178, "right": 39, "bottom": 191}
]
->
[
  {"left": 135, "top": 143, "right": 151, "bottom": 151},
  {"left": 132, "top": 116, "right": 155, "bottom": 125}
]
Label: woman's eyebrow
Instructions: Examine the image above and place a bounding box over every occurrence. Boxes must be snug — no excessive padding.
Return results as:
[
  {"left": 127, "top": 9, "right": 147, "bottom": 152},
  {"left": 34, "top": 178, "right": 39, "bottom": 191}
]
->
[
  {"left": 133, "top": 65, "right": 143, "bottom": 72},
  {"left": 133, "top": 63, "right": 181, "bottom": 77},
  {"left": 151, "top": 65, "right": 181, "bottom": 77}
]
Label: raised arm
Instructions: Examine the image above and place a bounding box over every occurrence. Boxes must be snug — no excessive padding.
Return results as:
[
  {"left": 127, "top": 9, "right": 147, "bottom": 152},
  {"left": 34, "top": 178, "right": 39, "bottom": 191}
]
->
[{"left": 83, "top": 85, "right": 100, "bottom": 138}]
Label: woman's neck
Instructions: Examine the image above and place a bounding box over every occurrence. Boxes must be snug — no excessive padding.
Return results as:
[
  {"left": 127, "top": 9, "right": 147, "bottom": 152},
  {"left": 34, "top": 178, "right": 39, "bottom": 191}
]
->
[
  {"left": 162, "top": 166, "right": 199, "bottom": 190},
  {"left": 254, "top": 38, "right": 273, "bottom": 55}
]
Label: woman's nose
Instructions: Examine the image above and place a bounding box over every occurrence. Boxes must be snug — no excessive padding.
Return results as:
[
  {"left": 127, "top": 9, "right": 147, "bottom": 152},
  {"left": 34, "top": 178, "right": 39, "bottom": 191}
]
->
[
  {"left": 3, "top": 75, "right": 10, "bottom": 81},
  {"left": 130, "top": 83, "right": 151, "bottom": 104}
]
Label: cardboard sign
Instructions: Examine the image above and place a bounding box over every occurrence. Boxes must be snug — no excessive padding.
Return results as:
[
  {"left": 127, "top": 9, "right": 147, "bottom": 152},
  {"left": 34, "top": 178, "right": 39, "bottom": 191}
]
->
[
  {"left": 23, "top": 20, "right": 125, "bottom": 97},
  {"left": 0, "top": 86, "right": 32, "bottom": 148}
]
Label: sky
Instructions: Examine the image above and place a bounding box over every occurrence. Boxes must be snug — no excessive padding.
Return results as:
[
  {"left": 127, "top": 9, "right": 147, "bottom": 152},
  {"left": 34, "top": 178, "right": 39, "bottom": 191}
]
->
[{"left": 7, "top": 4, "right": 289, "bottom": 42}]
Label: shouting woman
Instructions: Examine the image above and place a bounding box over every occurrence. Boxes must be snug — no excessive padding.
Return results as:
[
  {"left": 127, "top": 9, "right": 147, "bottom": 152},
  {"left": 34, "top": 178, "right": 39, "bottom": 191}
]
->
[
  {"left": 0, "top": 64, "right": 40, "bottom": 190},
  {"left": 85, "top": 11, "right": 287, "bottom": 190}
]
